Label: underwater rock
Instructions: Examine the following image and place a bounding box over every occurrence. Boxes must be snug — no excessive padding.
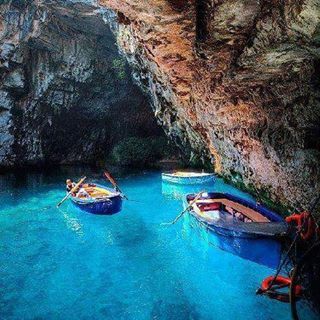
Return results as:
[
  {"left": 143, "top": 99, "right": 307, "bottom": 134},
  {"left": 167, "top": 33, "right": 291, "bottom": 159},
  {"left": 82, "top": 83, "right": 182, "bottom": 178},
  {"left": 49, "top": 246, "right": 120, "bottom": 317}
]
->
[{"left": 99, "top": 0, "right": 320, "bottom": 210}]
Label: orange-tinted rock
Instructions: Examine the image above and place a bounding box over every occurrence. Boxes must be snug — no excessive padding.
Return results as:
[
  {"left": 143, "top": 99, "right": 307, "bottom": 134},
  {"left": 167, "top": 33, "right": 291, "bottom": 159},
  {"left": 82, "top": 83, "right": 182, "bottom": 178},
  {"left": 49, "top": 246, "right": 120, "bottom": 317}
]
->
[{"left": 100, "top": 0, "right": 320, "bottom": 209}]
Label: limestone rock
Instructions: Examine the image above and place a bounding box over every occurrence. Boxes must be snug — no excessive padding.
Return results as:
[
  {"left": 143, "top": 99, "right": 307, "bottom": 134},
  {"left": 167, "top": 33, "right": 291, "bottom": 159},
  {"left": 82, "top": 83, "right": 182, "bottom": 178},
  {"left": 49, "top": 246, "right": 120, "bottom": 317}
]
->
[
  {"left": 99, "top": 0, "right": 320, "bottom": 209},
  {"left": 0, "top": 0, "right": 319, "bottom": 210},
  {"left": 3, "top": 68, "right": 25, "bottom": 91},
  {"left": 0, "top": 0, "right": 163, "bottom": 168}
]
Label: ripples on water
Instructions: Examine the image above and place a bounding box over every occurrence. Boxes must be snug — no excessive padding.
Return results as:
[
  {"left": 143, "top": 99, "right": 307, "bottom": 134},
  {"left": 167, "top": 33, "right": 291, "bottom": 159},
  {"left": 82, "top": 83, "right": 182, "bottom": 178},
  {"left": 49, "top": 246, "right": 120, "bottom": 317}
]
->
[{"left": 0, "top": 167, "right": 295, "bottom": 319}]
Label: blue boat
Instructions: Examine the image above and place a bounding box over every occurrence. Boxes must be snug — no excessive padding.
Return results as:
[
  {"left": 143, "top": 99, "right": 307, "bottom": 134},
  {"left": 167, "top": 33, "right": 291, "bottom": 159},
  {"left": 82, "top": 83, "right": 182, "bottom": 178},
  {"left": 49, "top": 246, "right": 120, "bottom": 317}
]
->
[
  {"left": 71, "top": 184, "right": 122, "bottom": 215},
  {"left": 162, "top": 171, "right": 215, "bottom": 185},
  {"left": 185, "top": 192, "right": 288, "bottom": 269}
]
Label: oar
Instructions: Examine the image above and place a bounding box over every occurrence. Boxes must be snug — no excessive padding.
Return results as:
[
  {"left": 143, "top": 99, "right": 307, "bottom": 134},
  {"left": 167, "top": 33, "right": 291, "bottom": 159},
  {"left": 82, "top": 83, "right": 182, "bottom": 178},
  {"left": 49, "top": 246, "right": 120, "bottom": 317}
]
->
[
  {"left": 56, "top": 176, "right": 86, "bottom": 207},
  {"left": 104, "top": 171, "right": 128, "bottom": 200},
  {"left": 161, "top": 191, "right": 205, "bottom": 226}
]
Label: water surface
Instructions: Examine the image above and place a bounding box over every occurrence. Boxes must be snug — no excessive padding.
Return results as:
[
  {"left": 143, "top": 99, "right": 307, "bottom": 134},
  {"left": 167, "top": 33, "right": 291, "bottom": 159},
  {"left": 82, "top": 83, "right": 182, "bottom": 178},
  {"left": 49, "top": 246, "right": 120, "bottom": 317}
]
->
[{"left": 0, "top": 168, "right": 294, "bottom": 319}]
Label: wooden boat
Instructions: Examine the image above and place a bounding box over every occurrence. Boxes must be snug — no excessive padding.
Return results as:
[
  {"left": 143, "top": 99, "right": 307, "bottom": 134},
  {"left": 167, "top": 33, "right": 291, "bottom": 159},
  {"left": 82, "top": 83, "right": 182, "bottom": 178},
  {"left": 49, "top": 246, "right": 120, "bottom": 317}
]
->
[
  {"left": 162, "top": 171, "right": 215, "bottom": 185},
  {"left": 71, "top": 184, "right": 122, "bottom": 215},
  {"left": 185, "top": 192, "right": 288, "bottom": 269}
]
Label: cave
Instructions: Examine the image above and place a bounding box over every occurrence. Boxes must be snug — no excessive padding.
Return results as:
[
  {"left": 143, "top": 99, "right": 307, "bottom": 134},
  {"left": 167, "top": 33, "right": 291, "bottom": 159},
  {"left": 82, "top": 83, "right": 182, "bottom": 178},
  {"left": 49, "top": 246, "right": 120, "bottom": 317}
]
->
[
  {"left": 0, "top": 0, "right": 169, "bottom": 168},
  {"left": 1, "top": 0, "right": 320, "bottom": 209},
  {"left": 0, "top": 1, "right": 320, "bottom": 319}
]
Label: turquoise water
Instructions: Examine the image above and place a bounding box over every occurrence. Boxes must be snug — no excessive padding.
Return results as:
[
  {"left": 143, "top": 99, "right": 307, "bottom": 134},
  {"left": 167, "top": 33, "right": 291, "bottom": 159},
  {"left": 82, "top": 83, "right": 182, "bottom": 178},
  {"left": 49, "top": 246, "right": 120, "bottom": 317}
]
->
[{"left": 0, "top": 168, "right": 293, "bottom": 319}]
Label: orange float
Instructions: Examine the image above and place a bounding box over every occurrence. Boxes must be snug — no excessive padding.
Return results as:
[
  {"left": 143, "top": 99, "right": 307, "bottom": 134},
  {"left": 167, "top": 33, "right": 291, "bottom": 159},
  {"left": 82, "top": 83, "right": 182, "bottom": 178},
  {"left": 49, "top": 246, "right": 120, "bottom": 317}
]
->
[
  {"left": 285, "top": 211, "right": 316, "bottom": 241},
  {"left": 261, "top": 275, "right": 302, "bottom": 303}
]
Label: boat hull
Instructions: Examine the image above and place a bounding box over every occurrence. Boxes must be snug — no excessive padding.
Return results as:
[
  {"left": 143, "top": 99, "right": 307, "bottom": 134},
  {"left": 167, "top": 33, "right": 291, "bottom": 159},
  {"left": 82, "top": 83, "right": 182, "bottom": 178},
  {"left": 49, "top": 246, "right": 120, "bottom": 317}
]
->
[
  {"left": 162, "top": 173, "right": 215, "bottom": 185},
  {"left": 184, "top": 192, "right": 287, "bottom": 269},
  {"left": 186, "top": 214, "right": 282, "bottom": 269},
  {"left": 71, "top": 186, "right": 122, "bottom": 215}
]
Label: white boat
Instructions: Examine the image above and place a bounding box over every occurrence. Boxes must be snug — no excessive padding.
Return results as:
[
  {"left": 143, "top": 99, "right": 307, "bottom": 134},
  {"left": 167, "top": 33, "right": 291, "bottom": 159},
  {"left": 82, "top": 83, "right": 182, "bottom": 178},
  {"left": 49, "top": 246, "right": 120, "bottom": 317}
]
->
[{"left": 161, "top": 171, "right": 215, "bottom": 185}]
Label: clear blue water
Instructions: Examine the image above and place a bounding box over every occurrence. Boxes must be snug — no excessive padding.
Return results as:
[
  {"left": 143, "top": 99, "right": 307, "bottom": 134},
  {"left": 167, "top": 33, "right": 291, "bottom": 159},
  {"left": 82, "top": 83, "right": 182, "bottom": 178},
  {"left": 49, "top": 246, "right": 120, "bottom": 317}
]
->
[{"left": 0, "top": 168, "right": 294, "bottom": 319}]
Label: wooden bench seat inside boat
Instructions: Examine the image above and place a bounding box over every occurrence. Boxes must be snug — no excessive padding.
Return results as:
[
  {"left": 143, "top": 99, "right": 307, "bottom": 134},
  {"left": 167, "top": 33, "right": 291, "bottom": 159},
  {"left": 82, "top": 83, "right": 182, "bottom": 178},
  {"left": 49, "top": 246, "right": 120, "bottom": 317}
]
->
[
  {"left": 192, "top": 203, "right": 220, "bottom": 223},
  {"left": 77, "top": 187, "right": 112, "bottom": 199},
  {"left": 174, "top": 171, "right": 198, "bottom": 177},
  {"left": 194, "top": 199, "right": 270, "bottom": 223}
]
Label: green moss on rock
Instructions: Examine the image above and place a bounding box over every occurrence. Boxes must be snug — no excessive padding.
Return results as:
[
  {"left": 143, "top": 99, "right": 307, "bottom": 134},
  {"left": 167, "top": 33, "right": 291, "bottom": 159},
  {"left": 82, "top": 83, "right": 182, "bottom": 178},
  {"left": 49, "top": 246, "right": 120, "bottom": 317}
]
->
[
  {"left": 111, "top": 136, "right": 176, "bottom": 167},
  {"left": 111, "top": 58, "right": 126, "bottom": 80},
  {"left": 217, "top": 170, "right": 291, "bottom": 216}
]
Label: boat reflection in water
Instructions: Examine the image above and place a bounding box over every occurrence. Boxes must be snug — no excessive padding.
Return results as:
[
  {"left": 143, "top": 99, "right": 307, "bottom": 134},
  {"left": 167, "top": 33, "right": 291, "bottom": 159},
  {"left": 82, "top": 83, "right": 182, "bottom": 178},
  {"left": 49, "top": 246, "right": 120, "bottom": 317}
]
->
[
  {"left": 183, "top": 192, "right": 287, "bottom": 269},
  {"left": 183, "top": 213, "right": 284, "bottom": 269},
  {"left": 162, "top": 181, "right": 208, "bottom": 200}
]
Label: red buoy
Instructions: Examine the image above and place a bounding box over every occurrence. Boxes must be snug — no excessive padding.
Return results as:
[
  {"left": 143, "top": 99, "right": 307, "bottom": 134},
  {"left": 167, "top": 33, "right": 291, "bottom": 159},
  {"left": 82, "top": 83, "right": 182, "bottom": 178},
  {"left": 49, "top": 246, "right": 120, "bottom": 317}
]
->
[
  {"left": 286, "top": 211, "right": 316, "bottom": 241},
  {"left": 260, "top": 275, "right": 302, "bottom": 303}
]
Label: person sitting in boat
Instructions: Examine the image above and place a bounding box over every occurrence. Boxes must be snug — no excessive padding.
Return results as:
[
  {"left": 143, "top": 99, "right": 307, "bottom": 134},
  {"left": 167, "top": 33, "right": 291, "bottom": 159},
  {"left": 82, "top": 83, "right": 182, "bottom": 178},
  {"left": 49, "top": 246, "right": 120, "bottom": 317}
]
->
[
  {"left": 66, "top": 179, "right": 95, "bottom": 198},
  {"left": 235, "top": 211, "right": 244, "bottom": 222},
  {"left": 76, "top": 187, "right": 91, "bottom": 198},
  {"left": 66, "top": 179, "right": 76, "bottom": 195}
]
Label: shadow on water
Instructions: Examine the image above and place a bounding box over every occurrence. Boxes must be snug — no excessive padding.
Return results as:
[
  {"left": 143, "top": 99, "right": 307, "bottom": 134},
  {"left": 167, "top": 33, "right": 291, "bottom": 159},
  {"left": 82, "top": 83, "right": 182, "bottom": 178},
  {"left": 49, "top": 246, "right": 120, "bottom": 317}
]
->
[{"left": 151, "top": 297, "right": 203, "bottom": 320}]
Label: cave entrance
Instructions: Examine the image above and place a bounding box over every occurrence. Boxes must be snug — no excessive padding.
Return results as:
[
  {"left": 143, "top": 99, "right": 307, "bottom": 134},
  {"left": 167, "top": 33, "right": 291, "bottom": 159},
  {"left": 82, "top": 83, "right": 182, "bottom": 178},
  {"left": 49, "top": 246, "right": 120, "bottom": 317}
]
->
[{"left": 0, "top": 1, "right": 177, "bottom": 168}]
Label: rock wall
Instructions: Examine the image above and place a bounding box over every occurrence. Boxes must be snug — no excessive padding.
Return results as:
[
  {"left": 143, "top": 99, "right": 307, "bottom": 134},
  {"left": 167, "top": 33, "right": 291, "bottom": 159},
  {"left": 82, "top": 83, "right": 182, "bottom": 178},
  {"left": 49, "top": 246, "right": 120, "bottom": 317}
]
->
[
  {"left": 0, "top": 0, "right": 163, "bottom": 167},
  {"left": 100, "top": 0, "right": 320, "bottom": 210},
  {"left": 1, "top": 0, "right": 319, "bottom": 210}
]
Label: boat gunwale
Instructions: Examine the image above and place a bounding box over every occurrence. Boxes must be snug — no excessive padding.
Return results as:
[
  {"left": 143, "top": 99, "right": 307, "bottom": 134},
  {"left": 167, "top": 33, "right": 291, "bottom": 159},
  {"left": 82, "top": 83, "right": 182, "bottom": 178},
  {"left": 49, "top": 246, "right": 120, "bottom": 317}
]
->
[
  {"left": 162, "top": 172, "right": 215, "bottom": 178},
  {"left": 185, "top": 192, "right": 287, "bottom": 238},
  {"left": 187, "top": 192, "right": 284, "bottom": 222},
  {"left": 70, "top": 184, "right": 121, "bottom": 205},
  {"left": 191, "top": 214, "right": 287, "bottom": 238}
]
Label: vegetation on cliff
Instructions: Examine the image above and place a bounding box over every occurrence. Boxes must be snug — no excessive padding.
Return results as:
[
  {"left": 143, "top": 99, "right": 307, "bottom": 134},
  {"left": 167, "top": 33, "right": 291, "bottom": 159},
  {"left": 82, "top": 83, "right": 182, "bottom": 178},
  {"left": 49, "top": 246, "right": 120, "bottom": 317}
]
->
[
  {"left": 101, "top": 0, "right": 320, "bottom": 211},
  {"left": 111, "top": 136, "right": 176, "bottom": 167}
]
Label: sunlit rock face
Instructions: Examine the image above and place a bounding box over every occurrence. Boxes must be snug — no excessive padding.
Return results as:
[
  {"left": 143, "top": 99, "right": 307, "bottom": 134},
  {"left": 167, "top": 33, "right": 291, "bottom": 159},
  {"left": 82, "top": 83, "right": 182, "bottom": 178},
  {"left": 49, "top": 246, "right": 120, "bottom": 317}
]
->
[
  {"left": 100, "top": 0, "right": 320, "bottom": 209},
  {"left": 1, "top": 0, "right": 319, "bottom": 209},
  {"left": 0, "top": 0, "right": 162, "bottom": 167}
]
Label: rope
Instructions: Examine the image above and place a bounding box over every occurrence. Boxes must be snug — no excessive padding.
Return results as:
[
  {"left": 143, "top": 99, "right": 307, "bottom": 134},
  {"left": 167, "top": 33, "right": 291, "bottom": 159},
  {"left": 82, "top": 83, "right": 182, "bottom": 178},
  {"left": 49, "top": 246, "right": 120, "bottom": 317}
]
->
[
  {"left": 161, "top": 191, "right": 204, "bottom": 226},
  {"left": 261, "top": 232, "right": 299, "bottom": 293},
  {"left": 257, "top": 194, "right": 320, "bottom": 295}
]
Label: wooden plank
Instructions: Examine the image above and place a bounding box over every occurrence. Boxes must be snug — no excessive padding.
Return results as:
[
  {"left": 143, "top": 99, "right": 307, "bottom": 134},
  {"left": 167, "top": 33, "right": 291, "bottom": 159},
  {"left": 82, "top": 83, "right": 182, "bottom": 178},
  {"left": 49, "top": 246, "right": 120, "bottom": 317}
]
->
[{"left": 194, "top": 198, "right": 269, "bottom": 223}]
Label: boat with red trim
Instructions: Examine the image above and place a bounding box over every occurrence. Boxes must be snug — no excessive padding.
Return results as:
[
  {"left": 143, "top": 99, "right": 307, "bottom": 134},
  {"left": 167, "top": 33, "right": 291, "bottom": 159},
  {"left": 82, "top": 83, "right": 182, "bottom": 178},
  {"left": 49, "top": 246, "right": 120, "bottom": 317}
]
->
[{"left": 185, "top": 192, "right": 288, "bottom": 268}]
